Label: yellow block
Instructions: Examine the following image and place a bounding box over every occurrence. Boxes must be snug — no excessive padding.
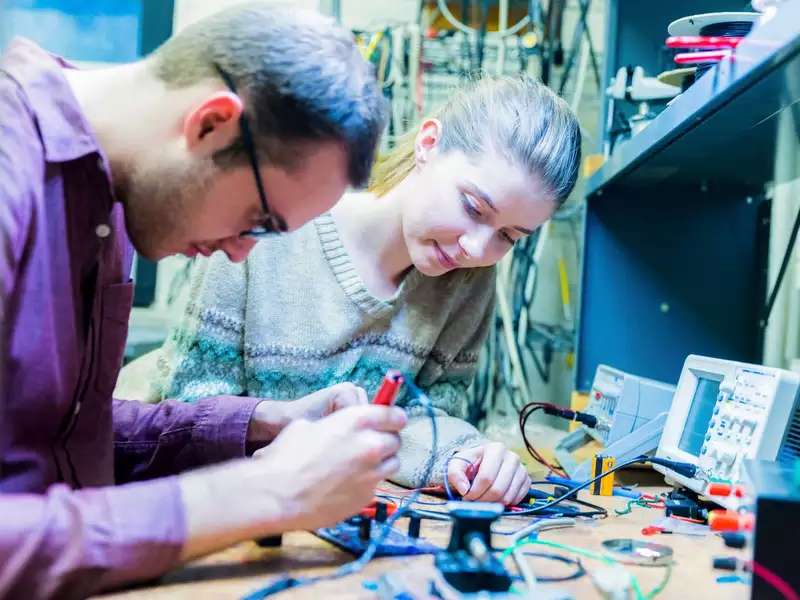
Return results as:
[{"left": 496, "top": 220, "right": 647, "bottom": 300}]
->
[
  {"left": 591, "top": 455, "right": 616, "bottom": 496},
  {"left": 583, "top": 154, "right": 605, "bottom": 178}
]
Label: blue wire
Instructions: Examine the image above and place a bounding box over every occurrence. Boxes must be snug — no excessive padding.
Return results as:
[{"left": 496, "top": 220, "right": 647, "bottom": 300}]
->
[{"left": 242, "top": 375, "right": 439, "bottom": 599}]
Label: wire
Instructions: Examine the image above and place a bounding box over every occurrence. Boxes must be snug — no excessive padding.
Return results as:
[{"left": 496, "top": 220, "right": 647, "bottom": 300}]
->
[
  {"left": 501, "top": 538, "right": 647, "bottom": 600},
  {"left": 761, "top": 202, "right": 800, "bottom": 329},
  {"left": 436, "top": 0, "right": 531, "bottom": 37},
  {"left": 614, "top": 496, "right": 665, "bottom": 516},
  {"left": 241, "top": 377, "right": 439, "bottom": 599},
  {"left": 503, "top": 455, "right": 697, "bottom": 516},
  {"left": 518, "top": 403, "right": 568, "bottom": 476},
  {"left": 515, "top": 550, "right": 586, "bottom": 582},
  {"left": 751, "top": 561, "right": 800, "bottom": 600},
  {"left": 442, "top": 455, "right": 475, "bottom": 500}
]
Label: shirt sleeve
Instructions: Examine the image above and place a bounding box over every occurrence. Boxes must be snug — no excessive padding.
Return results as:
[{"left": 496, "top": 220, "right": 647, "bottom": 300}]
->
[
  {"left": 113, "top": 395, "right": 261, "bottom": 483},
  {"left": 392, "top": 268, "right": 496, "bottom": 488},
  {"left": 0, "top": 71, "right": 186, "bottom": 599},
  {"left": 0, "top": 477, "right": 185, "bottom": 599},
  {"left": 0, "top": 74, "right": 36, "bottom": 328}
]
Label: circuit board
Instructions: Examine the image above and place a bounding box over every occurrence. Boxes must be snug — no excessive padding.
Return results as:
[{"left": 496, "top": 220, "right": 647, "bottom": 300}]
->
[{"left": 314, "top": 520, "right": 440, "bottom": 557}]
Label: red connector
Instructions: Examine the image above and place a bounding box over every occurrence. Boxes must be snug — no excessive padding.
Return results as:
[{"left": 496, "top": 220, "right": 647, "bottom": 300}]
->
[
  {"left": 674, "top": 50, "right": 732, "bottom": 65},
  {"left": 666, "top": 35, "right": 743, "bottom": 49},
  {"left": 708, "top": 510, "right": 754, "bottom": 532},
  {"left": 707, "top": 483, "right": 744, "bottom": 498}
]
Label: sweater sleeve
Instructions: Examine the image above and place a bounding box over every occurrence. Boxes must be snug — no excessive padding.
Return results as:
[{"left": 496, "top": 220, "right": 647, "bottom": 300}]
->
[
  {"left": 120, "top": 252, "right": 250, "bottom": 403},
  {"left": 392, "top": 268, "right": 496, "bottom": 488}
]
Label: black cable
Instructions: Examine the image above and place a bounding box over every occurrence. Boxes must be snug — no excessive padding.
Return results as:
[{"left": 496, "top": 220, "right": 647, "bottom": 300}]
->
[
  {"left": 241, "top": 378, "right": 439, "bottom": 599},
  {"left": 506, "top": 455, "right": 698, "bottom": 516},
  {"left": 518, "top": 551, "right": 586, "bottom": 583},
  {"left": 761, "top": 202, "right": 800, "bottom": 329}
]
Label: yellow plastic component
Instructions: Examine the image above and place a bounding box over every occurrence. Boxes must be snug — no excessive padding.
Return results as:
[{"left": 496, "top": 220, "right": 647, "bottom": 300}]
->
[
  {"left": 591, "top": 455, "right": 616, "bottom": 496},
  {"left": 583, "top": 154, "right": 606, "bottom": 178}
]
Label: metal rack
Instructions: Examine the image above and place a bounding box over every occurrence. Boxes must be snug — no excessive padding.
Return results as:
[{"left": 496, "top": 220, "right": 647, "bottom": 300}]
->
[{"left": 575, "top": 0, "right": 800, "bottom": 389}]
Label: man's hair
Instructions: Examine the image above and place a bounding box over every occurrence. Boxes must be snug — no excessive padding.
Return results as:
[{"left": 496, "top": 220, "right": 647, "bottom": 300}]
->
[{"left": 150, "top": 3, "right": 387, "bottom": 187}]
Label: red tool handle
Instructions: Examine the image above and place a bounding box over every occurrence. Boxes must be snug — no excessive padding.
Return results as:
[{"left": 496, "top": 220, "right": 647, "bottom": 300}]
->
[
  {"left": 372, "top": 370, "right": 404, "bottom": 406},
  {"left": 666, "top": 35, "right": 743, "bottom": 49},
  {"left": 674, "top": 50, "right": 732, "bottom": 65}
]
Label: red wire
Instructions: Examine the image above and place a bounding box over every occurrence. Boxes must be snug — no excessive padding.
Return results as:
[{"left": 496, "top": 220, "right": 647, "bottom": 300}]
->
[
  {"left": 671, "top": 515, "right": 705, "bottom": 524},
  {"left": 519, "top": 403, "right": 568, "bottom": 478},
  {"left": 751, "top": 561, "right": 800, "bottom": 600}
]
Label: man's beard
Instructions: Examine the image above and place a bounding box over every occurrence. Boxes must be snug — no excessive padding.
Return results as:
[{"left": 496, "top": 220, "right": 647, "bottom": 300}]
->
[{"left": 117, "top": 156, "right": 218, "bottom": 260}]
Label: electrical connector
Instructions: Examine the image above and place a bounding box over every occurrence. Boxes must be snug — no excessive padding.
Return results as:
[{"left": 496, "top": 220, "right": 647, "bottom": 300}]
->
[
  {"left": 647, "top": 457, "right": 699, "bottom": 479},
  {"left": 543, "top": 406, "right": 599, "bottom": 428}
]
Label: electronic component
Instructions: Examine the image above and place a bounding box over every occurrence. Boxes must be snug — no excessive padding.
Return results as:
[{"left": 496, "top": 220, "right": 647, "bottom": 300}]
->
[
  {"left": 590, "top": 455, "right": 616, "bottom": 496},
  {"left": 654, "top": 356, "right": 800, "bottom": 509},
  {"left": 741, "top": 459, "right": 800, "bottom": 600},
  {"left": 314, "top": 513, "right": 437, "bottom": 558},
  {"left": 555, "top": 365, "right": 675, "bottom": 480},
  {"left": 435, "top": 502, "right": 512, "bottom": 594}
]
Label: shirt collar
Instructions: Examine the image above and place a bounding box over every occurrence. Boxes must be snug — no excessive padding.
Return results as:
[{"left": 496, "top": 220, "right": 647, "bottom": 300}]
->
[{"left": 0, "top": 37, "right": 100, "bottom": 163}]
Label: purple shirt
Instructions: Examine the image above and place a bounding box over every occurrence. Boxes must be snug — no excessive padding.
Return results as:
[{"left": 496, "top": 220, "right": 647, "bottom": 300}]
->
[{"left": 0, "top": 39, "right": 261, "bottom": 598}]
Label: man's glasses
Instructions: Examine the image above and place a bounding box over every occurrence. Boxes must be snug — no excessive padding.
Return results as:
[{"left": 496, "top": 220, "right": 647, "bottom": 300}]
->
[{"left": 214, "top": 64, "right": 288, "bottom": 238}]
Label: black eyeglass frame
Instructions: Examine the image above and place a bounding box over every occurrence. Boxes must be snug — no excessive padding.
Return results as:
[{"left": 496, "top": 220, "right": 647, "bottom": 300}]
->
[{"left": 213, "top": 64, "right": 288, "bottom": 238}]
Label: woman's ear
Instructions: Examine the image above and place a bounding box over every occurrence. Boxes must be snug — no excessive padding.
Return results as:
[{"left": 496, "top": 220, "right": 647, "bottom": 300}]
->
[{"left": 414, "top": 118, "right": 442, "bottom": 169}]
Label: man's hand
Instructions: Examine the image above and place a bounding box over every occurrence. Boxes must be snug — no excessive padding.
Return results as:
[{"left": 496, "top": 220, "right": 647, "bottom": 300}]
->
[
  {"left": 447, "top": 442, "right": 530, "bottom": 507},
  {"left": 179, "top": 404, "right": 407, "bottom": 560},
  {"left": 246, "top": 382, "right": 369, "bottom": 447}
]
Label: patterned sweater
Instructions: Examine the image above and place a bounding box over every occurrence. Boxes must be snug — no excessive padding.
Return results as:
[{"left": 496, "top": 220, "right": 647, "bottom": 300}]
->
[{"left": 118, "top": 212, "right": 496, "bottom": 487}]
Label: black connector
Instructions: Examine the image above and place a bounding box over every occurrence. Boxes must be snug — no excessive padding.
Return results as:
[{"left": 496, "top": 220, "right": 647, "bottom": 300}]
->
[
  {"left": 721, "top": 533, "right": 747, "bottom": 549},
  {"left": 713, "top": 556, "right": 740, "bottom": 571},
  {"left": 647, "top": 457, "right": 699, "bottom": 479},
  {"left": 542, "top": 406, "right": 598, "bottom": 428}
]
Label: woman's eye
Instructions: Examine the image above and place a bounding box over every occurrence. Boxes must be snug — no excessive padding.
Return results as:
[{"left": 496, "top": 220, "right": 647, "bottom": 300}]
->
[{"left": 461, "top": 193, "right": 482, "bottom": 217}]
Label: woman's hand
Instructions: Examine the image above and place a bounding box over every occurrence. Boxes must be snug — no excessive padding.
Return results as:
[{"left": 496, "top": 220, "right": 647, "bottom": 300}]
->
[{"left": 447, "top": 442, "right": 531, "bottom": 507}]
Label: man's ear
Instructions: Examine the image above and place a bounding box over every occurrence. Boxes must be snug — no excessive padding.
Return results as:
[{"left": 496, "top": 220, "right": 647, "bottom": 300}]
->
[
  {"left": 414, "top": 118, "right": 442, "bottom": 168},
  {"left": 183, "top": 91, "right": 243, "bottom": 155}
]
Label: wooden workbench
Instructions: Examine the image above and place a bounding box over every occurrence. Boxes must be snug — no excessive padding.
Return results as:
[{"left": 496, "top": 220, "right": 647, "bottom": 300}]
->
[{"left": 96, "top": 484, "right": 748, "bottom": 600}]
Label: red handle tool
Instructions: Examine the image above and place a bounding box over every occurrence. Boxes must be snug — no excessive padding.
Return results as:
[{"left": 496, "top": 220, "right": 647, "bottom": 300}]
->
[{"left": 372, "top": 370, "right": 404, "bottom": 406}]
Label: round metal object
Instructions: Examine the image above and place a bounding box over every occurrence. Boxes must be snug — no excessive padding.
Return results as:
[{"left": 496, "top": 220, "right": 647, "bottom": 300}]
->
[
  {"left": 601, "top": 538, "right": 674, "bottom": 566},
  {"left": 667, "top": 12, "right": 759, "bottom": 36}
]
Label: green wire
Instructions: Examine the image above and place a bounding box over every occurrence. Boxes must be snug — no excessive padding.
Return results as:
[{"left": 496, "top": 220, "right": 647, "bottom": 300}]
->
[
  {"left": 503, "top": 537, "right": 671, "bottom": 600},
  {"left": 614, "top": 497, "right": 662, "bottom": 516}
]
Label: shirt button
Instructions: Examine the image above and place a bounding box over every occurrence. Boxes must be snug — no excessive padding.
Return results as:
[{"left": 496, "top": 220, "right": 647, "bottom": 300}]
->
[{"left": 96, "top": 224, "right": 111, "bottom": 238}]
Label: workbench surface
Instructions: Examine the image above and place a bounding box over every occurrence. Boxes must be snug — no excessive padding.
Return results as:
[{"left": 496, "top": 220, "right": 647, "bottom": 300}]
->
[{"left": 95, "top": 484, "right": 748, "bottom": 600}]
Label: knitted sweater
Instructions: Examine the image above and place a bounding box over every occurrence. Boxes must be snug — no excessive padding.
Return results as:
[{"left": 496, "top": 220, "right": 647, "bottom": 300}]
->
[{"left": 120, "top": 212, "right": 496, "bottom": 487}]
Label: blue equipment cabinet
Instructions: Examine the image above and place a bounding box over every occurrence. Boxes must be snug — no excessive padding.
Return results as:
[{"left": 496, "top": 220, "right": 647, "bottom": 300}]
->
[{"left": 575, "top": 0, "right": 800, "bottom": 390}]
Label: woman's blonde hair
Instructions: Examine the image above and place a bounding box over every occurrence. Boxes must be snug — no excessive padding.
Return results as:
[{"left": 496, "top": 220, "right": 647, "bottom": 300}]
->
[{"left": 369, "top": 74, "right": 581, "bottom": 204}]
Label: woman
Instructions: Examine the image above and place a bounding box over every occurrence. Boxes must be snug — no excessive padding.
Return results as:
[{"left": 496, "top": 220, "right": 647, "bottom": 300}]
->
[{"left": 121, "top": 74, "right": 581, "bottom": 506}]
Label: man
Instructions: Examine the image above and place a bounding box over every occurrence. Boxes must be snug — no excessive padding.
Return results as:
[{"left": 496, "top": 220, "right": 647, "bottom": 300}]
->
[{"left": 0, "top": 4, "right": 406, "bottom": 598}]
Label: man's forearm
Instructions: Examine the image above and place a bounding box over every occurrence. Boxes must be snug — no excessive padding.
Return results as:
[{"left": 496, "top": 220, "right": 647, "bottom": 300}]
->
[{"left": 177, "top": 458, "right": 291, "bottom": 561}]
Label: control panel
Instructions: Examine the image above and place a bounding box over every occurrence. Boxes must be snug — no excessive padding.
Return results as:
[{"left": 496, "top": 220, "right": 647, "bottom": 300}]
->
[
  {"left": 655, "top": 355, "right": 800, "bottom": 509},
  {"left": 698, "top": 368, "right": 777, "bottom": 482}
]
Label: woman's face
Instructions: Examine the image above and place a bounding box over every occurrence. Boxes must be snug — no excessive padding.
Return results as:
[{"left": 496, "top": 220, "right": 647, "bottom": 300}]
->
[{"left": 400, "top": 121, "right": 557, "bottom": 277}]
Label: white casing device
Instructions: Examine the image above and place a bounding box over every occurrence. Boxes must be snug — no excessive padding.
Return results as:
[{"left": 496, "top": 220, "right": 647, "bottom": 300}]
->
[{"left": 655, "top": 355, "right": 800, "bottom": 508}]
